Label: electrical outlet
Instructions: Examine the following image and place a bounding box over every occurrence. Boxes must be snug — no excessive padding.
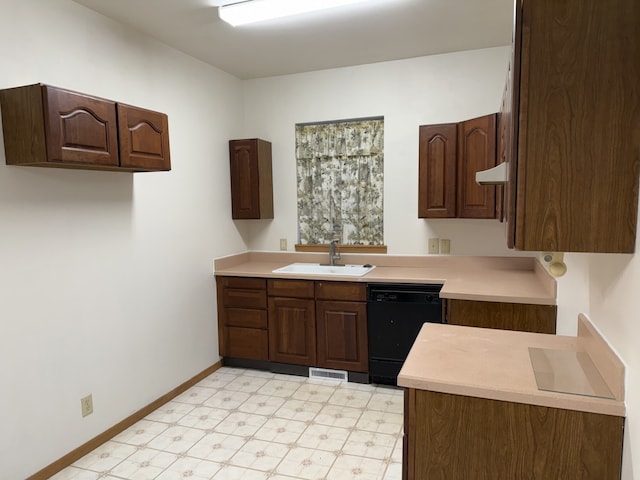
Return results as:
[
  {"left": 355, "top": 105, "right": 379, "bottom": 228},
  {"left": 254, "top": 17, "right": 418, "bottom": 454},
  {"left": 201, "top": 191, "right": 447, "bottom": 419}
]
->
[
  {"left": 279, "top": 238, "right": 287, "bottom": 251},
  {"left": 81, "top": 394, "right": 93, "bottom": 417},
  {"left": 428, "top": 238, "right": 439, "bottom": 254},
  {"left": 440, "top": 239, "right": 451, "bottom": 254}
]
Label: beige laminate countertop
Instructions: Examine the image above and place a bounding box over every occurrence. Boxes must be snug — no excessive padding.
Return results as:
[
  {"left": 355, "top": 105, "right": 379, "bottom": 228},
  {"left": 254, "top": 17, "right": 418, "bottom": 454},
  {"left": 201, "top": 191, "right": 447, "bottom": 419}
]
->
[
  {"left": 213, "top": 251, "right": 556, "bottom": 305},
  {"left": 398, "top": 314, "right": 625, "bottom": 416}
]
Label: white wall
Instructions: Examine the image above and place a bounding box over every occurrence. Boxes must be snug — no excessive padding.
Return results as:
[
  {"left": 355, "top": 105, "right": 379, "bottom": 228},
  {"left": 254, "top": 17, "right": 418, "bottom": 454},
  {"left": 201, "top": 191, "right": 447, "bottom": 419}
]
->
[
  {"left": 0, "top": 1, "right": 245, "bottom": 478},
  {"left": 241, "top": 47, "right": 524, "bottom": 257}
]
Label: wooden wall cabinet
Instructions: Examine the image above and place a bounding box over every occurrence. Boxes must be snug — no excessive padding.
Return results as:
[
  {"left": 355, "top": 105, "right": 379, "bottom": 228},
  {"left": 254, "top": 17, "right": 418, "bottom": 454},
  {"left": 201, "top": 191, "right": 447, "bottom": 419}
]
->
[
  {"left": 446, "top": 299, "right": 557, "bottom": 334},
  {"left": 504, "top": 0, "right": 640, "bottom": 252},
  {"left": 0, "top": 83, "right": 171, "bottom": 172},
  {"left": 217, "top": 277, "right": 268, "bottom": 361},
  {"left": 404, "top": 389, "right": 624, "bottom": 480},
  {"left": 229, "top": 138, "right": 274, "bottom": 219},
  {"left": 418, "top": 114, "right": 497, "bottom": 219}
]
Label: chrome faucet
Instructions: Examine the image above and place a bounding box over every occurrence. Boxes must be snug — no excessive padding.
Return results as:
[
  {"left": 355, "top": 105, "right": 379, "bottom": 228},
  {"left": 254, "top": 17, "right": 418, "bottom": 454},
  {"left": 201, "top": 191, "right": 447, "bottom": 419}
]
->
[{"left": 329, "top": 239, "right": 342, "bottom": 266}]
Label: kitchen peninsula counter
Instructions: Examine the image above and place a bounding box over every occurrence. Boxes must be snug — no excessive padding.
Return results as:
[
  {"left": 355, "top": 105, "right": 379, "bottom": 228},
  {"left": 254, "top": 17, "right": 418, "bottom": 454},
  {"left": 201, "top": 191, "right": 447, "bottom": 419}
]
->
[
  {"left": 399, "top": 315, "right": 625, "bottom": 479},
  {"left": 398, "top": 314, "right": 625, "bottom": 416},
  {"left": 213, "top": 251, "right": 556, "bottom": 305}
]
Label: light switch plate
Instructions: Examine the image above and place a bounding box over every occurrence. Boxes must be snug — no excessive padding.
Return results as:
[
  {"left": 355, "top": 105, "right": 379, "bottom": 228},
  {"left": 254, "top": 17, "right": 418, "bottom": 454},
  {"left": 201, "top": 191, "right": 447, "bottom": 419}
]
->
[
  {"left": 440, "top": 239, "right": 450, "bottom": 254},
  {"left": 81, "top": 394, "right": 93, "bottom": 417},
  {"left": 428, "top": 238, "right": 439, "bottom": 254}
]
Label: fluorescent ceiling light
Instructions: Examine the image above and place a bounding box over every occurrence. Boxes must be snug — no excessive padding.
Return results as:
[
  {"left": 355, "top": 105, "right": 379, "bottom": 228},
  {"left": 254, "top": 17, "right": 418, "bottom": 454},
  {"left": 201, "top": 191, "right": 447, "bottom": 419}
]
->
[{"left": 219, "top": 0, "right": 371, "bottom": 26}]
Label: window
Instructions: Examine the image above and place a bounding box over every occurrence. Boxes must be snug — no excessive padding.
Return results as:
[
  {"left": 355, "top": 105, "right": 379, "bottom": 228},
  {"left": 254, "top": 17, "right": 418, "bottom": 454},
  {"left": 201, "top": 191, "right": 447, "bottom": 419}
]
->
[{"left": 295, "top": 117, "right": 384, "bottom": 246}]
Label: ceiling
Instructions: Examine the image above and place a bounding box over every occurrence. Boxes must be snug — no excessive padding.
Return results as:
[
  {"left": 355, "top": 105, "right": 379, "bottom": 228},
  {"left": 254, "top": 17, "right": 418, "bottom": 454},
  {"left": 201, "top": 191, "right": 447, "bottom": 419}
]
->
[{"left": 73, "top": 0, "right": 514, "bottom": 80}]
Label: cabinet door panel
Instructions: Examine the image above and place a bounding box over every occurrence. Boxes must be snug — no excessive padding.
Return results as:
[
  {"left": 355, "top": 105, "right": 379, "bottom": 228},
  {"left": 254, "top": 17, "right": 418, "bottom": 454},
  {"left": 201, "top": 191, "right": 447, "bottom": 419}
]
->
[
  {"left": 44, "top": 86, "right": 119, "bottom": 166},
  {"left": 117, "top": 104, "right": 170, "bottom": 171},
  {"left": 418, "top": 124, "right": 457, "bottom": 218},
  {"left": 225, "top": 327, "right": 268, "bottom": 360},
  {"left": 229, "top": 139, "right": 273, "bottom": 219},
  {"left": 409, "top": 390, "right": 623, "bottom": 479},
  {"left": 509, "top": 0, "right": 639, "bottom": 252},
  {"left": 268, "top": 297, "right": 316, "bottom": 366},
  {"left": 447, "top": 299, "right": 556, "bottom": 334},
  {"left": 316, "top": 301, "right": 368, "bottom": 372},
  {"left": 457, "top": 115, "right": 497, "bottom": 219},
  {"left": 231, "top": 141, "right": 258, "bottom": 217}
]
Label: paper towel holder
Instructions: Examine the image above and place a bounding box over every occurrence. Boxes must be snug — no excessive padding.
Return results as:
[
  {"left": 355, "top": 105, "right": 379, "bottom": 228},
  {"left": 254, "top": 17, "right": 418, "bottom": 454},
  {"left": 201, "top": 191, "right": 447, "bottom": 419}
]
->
[{"left": 539, "top": 252, "right": 567, "bottom": 277}]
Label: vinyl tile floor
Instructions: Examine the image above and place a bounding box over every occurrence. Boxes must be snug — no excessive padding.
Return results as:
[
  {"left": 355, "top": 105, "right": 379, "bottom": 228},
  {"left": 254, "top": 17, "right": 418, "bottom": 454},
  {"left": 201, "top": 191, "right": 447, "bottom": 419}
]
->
[{"left": 51, "top": 367, "right": 404, "bottom": 480}]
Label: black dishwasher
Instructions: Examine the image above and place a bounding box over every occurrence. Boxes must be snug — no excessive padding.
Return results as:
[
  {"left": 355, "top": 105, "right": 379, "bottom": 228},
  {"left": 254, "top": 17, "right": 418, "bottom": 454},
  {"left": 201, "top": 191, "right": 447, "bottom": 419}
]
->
[{"left": 367, "top": 283, "right": 443, "bottom": 385}]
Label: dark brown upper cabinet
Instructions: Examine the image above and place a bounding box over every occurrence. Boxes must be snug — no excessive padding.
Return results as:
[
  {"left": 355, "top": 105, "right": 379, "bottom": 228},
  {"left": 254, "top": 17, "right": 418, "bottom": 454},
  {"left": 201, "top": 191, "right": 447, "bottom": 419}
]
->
[
  {"left": 504, "top": 0, "right": 639, "bottom": 253},
  {"left": 229, "top": 138, "right": 274, "bottom": 219},
  {"left": 418, "top": 114, "right": 497, "bottom": 219},
  {"left": 117, "top": 103, "right": 170, "bottom": 171},
  {"left": 0, "top": 84, "right": 170, "bottom": 172}
]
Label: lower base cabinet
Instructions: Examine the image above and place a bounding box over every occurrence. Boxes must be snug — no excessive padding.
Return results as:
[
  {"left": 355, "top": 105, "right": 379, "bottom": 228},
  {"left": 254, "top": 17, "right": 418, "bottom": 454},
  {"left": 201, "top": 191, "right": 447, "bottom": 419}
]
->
[
  {"left": 217, "top": 276, "right": 369, "bottom": 374},
  {"left": 216, "top": 276, "right": 558, "bottom": 376},
  {"left": 404, "top": 389, "right": 624, "bottom": 480}
]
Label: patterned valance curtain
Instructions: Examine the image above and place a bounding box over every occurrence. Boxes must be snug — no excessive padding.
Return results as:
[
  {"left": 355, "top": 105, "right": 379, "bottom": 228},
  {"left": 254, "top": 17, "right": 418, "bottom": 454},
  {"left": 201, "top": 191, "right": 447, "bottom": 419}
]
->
[{"left": 296, "top": 118, "right": 384, "bottom": 245}]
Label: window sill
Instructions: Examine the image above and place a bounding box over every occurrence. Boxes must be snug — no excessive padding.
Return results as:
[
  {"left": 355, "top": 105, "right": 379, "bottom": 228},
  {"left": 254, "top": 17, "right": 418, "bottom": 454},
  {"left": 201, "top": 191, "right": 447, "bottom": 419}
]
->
[{"left": 294, "top": 244, "right": 387, "bottom": 254}]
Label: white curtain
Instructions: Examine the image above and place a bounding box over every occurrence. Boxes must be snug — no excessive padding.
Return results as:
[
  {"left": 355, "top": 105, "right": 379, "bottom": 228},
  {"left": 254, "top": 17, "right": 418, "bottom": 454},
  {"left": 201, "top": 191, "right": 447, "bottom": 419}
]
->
[{"left": 295, "top": 119, "right": 384, "bottom": 245}]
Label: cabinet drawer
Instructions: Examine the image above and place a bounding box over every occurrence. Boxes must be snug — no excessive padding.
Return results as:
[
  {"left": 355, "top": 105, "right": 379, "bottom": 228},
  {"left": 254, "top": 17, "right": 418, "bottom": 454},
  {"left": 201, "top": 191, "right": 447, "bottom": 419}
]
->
[
  {"left": 267, "top": 279, "right": 314, "bottom": 298},
  {"left": 226, "top": 308, "right": 268, "bottom": 329},
  {"left": 220, "top": 277, "right": 266, "bottom": 290},
  {"left": 225, "top": 327, "right": 268, "bottom": 360},
  {"left": 315, "top": 281, "right": 366, "bottom": 301},
  {"left": 224, "top": 289, "right": 267, "bottom": 309}
]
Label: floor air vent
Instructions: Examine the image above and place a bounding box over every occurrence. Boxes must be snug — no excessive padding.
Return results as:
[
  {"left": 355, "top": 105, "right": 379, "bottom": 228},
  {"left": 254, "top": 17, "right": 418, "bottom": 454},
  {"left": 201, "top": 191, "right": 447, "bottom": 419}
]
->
[{"left": 308, "top": 367, "right": 348, "bottom": 381}]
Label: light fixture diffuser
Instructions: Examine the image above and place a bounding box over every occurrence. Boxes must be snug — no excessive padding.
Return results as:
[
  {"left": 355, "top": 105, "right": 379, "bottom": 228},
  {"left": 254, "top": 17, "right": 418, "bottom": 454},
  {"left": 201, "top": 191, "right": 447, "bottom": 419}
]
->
[{"left": 219, "top": 0, "right": 371, "bottom": 26}]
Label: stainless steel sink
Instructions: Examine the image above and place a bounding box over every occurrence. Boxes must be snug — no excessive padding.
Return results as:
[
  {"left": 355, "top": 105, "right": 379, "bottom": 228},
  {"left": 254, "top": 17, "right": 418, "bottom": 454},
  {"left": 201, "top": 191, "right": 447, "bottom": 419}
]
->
[{"left": 272, "top": 262, "right": 375, "bottom": 277}]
